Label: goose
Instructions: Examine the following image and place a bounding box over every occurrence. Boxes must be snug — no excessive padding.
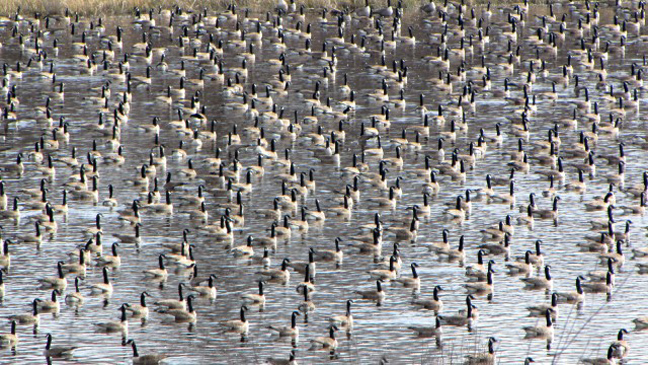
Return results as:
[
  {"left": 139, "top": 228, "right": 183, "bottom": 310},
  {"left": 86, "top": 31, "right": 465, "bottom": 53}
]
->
[
  {"left": 367, "top": 256, "right": 397, "bottom": 281},
  {"left": 413, "top": 286, "right": 444, "bottom": 313},
  {"left": 393, "top": 263, "right": 420, "bottom": 289},
  {"left": 221, "top": 306, "right": 249, "bottom": 335},
  {"left": 355, "top": 280, "right": 386, "bottom": 302},
  {"left": 257, "top": 258, "right": 291, "bottom": 284},
  {"left": 232, "top": 236, "right": 255, "bottom": 257},
  {"left": 506, "top": 250, "right": 534, "bottom": 275},
  {"left": 143, "top": 254, "right": 168, "bottom": 280},
  {"left": 611, "top": 328, "right": 629, "bottom": 359},
  {"left": 43, "top": 333, "right": 78, "bottom": 358},
  {"left": 113, "top": 223, "right": 142, "bottom": 245},
  {"left": 533, "top": 196, "right": 561, "bottom": 220},
  {"left": 465, "top": 250, "right": 491, "bottom": 280},
  {"left": 125, "top": 339, "right": 167, "bottom": 365},
  {"left": 8, "top": 298, "right": 41, "bottom": 326},
  {"left": 309, "top": 326, "right": 338, "bottom": 351},
  {"left": 465, "top": 337, "right": 498, "bottom": 365},
  {"left": 242, "top": 281, "right": 266, "bottom": 306},
  {"left": 521, "top": 265, "right": 553, "bottom": 290},
  {"left": 0, "top": 239, "right": 9, "bottom": 269},
  {"left": 599, "top": 240, "right": 625, "bottom": 267},
  {"left": 268, "top": 311, "right": 300, "bottom": 338},
  {"left": 265, "top": 350, "right": 298, "bottom": 365},
  {"left": 155, "top": 283, "right": 186, "bottom": 310},
  {"left": 125, "top": 292, "right": 151, "bottom": 319},
  {"left": 38, "top": 289, "right": 61, "bottom": 313},
  {"left": 409, "top": 316, "right": 442, "bottom": 338},
  {"left": 96, "top": 242, "right": 121, "bottom": 267},
  {"left": 523, "top": 309, "right": 554, "bottom": 341},
  {"left": 580, "top": 345, "right": 618, "bottom": 365},
  {"left": 463, "top": 265, "right": 495, "bottom": 295},
  {"left": 0, "top": 321, "right": 18, "bottom": 347},
  {"left": 95, "top": 303, "right": 128, "bottom": 334},
  {"left": 0, "top": 197, "right": 20, "bottom": 221},
  {"left": 288, "top": 249, "right": 315, "bottom": 276},
  {"left": 159, "top": 294, "right": 197, "bottom": 323},
  {"left": 438, "top": 303, "right": 476, "bottom": 327},
  {"left": 557, "top": 276, "right": 586, "bottom": 304},
  {"left": 588, "top": 258, "right": 616, "bottom": 284},
  {"left": 65, "top": 277, "right": 85, "bottom": 306},
  {"left": 39, "top": 261, "right": 67, "bottom": 290},
  {"left": 91, "top": 267, "right": 113, "bottom": 294},
  {"left": 187, "top": 274, "right": 217, "bottom": 299},
  {"left": 296, "top": 264, "right": 315, "bottom": 295},
  {"left": 17, "top": 222, "right": 43, "bottom": 245},
  {"left": 527, "top": 292, "right": 559, "bottom": 320}
]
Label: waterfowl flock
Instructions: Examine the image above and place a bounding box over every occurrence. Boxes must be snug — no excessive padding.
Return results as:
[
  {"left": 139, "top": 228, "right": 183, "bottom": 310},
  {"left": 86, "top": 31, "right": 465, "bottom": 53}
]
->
[{"left": 0, "top": 0, "right": 648, "bottom": 363}]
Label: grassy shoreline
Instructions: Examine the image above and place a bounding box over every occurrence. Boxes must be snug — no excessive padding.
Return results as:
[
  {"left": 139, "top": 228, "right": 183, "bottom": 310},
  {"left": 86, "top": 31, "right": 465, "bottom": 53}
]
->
[{"left": 0, "top": 0, "right": 551, "bottom": 17}]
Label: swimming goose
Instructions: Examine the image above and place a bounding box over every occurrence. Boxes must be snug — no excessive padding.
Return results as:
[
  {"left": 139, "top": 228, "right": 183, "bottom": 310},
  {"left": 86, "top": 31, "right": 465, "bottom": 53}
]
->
[
  {"left": 0, "top": 239, "right": 10, "bottom": 269},
  {"left": 187, "top": 274, "right": 217, "bottom": 299},
  {"left": 412, "top": 285, "right": 443, "bottom": 313},
  {"left": 113, "top": 223, "right": 142, "bottom": 245},
  {"left": 160, "top": 294, "right": 197, "bottom": 323},
  {"left": 91, "top": 267, "right": 113, "bottom": 295},
  {"left": 393, "top": 263, "right": 420, "bottom": 289},
  {"left": 464, "top": 337, "right": 498, "bottom": 365},
  {"left": 521, "top": 265, "right": 553, "bottom": 290},
  {"left": 506, "top": 250, "right": 534, "bottom": 275},
  {"left": 64, "top": 276, "right": 85, "bottom": 306},
  {"left": 38, "top": 289, "right": 61, "bottom": 313},
  {"left": 143, "top": 254, "right": 168, "bottom": 280},
  {"left": 242, "top": 281, "right": 266, "bottom": 306},
  {"left": 580, "top": 345, "right": 617, "bottom": 365},
  {"left": 268, "top": 311, "right": 300, "bottom": 338},
  {"left": 610, "top": 328, "right": 629, "bottom": 359},
  {"left": 309, "top": 326, "right": 338, "bottom": 351},
  {"left": 355, "top": 280, "right": 386, "bottom": 302},
  {"left": 265, "top": 349, "right": 298, "bottom": 365},
  {"left": 232, "top": 236, "right": 255, "bottom": 257},
  {"left": 96, "top": 242, "right": 121, "bottom": 268},
  {"left": 599, "top": 240, "right": 625, "bottom": 267},
  {"left": 409, "top": 316, "right": 442, "bottom": 338},
  {"left": 0, "top": 321, "right": 18, "bottom": 347},
  {"left": 523, "top": 309, "right": 554, "bottom": 341},
  {"left": 43, "top": 333, "right": 78, "bottom": 358},
  {"left": 8, "top": 297, "right": 41, "bottom": 326},
  {"left": 125, "top": 292, "right": 151, "bottom": 319},
  {"left": 439, "top": 302, "right": 476, "bottom": 328},
  {"left": 221, "top": 306, "right": 249, "bottom": 335},
  {"left": 313, "top": 237, "right": 344, "bottom": 264},
  {"left": 95, "top": 303, "right": 128, "bottom": 334},
  {"left": 125, "top": 339, "right": 167, "bottom": 365},
  {"left": 155, "top": 283, "right": 186, "bottom": 310},
  {"left": 257, "top": 258, "right": 291, "bottom": 284},
  {"left": 39, "top": 261, "right": 67, "bottom": 290},
  {"left": 367, "top": 256, "right": 397, "bottom": 281},
  {"left": 463, "top": 265, "right": 495, "bottom": 295},
  {"left": 527, "top": 292, "right": 559, "bottom": 320},
  {"left": 557, "top": 276, "right": 586, "bottom": 304}
]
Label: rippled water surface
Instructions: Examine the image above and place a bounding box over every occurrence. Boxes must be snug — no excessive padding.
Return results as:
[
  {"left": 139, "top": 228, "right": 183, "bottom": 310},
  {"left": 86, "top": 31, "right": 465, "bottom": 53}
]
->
[{"left": 1, "top": 1, "right": 648, "bottom": 364}]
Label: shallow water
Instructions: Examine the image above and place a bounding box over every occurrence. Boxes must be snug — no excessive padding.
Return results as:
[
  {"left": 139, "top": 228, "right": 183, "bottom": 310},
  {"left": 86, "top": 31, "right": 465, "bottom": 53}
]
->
[{"left": 0, "top": 1, "right": 648, "bottom": 364}]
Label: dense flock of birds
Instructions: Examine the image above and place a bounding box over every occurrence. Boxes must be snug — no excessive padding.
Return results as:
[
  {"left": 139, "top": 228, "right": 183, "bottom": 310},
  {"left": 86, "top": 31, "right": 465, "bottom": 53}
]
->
[{"left": 0, "top": 0, "right": 648, "bottom": 363}]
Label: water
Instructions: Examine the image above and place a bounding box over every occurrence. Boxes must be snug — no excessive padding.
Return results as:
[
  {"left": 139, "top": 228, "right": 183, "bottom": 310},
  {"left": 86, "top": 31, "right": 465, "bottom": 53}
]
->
[{"left": 0, "top": 2, "right": 648, "bottom": 364}]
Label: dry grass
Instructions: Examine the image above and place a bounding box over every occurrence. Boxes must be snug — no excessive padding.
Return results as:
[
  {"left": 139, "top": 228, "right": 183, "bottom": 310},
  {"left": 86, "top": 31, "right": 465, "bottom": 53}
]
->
[{"left": 0, "top": 0, "right": 550, "bottom": 17}]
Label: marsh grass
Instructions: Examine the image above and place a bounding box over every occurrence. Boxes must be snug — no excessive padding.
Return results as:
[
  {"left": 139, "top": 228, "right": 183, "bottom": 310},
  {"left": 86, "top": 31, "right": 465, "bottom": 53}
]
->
[{"left": 0, "top": 0, "right": 552, "bottom": 17}]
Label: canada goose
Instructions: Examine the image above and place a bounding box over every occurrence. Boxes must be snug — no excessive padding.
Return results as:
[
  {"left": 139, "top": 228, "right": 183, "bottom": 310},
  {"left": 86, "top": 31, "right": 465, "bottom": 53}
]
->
[
  {"left": 599, "top": 240, "right": 625, "bottom": 267},
  {"left": 95, "top": 303, "right": 128, "bottom": 334},
  {"left": 155, "top": 283, "right": 186, "bottom": 310},
  {"left": 232, "top": 235, "right": 255, "bottom": 257},
  {"left": 588, "top": 258, "right": 617, "bottom": 284},
  {"left": 37, "top": 289, "right": 62, "bottom": 313},
  {"left": 143, "top": 254, "right": 168, "bottom": 280},
  {"left": 527, "top": 292, "right": 559, "bottom": 320},
  {"left": 582, "top": 271, "right": 614, "bottom": 294},
  {"left": 367, "top": 256, "right": 397, "bottom": 281},
  {"left": 113, "top": 223, "right": 142, "bottom": 245},
  {"left": 0, "top": 197, "right": 20, "bottom": 221},
  {"left": 309, "top": 325, "right": 338, "bottom": 351},
  {"left": 439, "top": 302, "right": 476, "bottom": 328},
  {"left": 412, "top": 286, "right": 444, "bottom": 313},
  {"left": 268, "top": 311, "right": 300, "bottom": 338},
  {"left": 507, "top": 250, "right": 534, "bottom": 275},
  {"left": 580, "top": 345, "right": 617, "bottom": 365},
  {"left": 463, "top": 265, "right": 495, "bottom": 295},
  {"left": 8, "top": 297, "right": 40, "bottom": 327},
  {"left": 125, "top": 339, "right": 167, "bottom": 365},
  {"left": 523, "top": 309, "right": 554, "bottom": 341},
  {"left": 0, "top": 321, "right": 18, "bottom": 347},
  {"left": 257, "top": 258, "right": 291, "bottom": 284},
  {"left": 0, "top": 239, "right": 9, "bottom": 269},
  {"left": 160, "top": 294, "right": 197, "bottom": 323},
  {"left": 557, "top": 276, "right": 586, "bottom": 304},
  {"left": 393, "top": 263, "right": 420, "bottom": 289},
  {"left": 187, "top": 274, "right": 217, "bottom": 299},
  {"left": 521, "top": 265, "right": 553, "bottom": 290},
  {"left": 611, "top": 328, "right": 629, "bottom": 359},
  {"left": 288, "top": 248, "right": 315, "bottom": 276},
  {"left": 96, "top": 242, "right": 121, "bottom": 268},
  {"left": 91, "top": 267, "right": 113, "bottom": 294},
  {"left": 464, "top": 337, "right": 498, "bottom": 365},
  {"left": 124, "top": 292, "right": 151, "bottom": 320},
  {"left": 242, "top": 281, "right": 266, "bottom": 306},
  {"left": 43, "top": 333, "right": 78, "bottom": 358},
  {"left": 65, "top": 277, "right": 85, "bottom": 306},
  {"left": 39, "top": 261, "right": 67, "bottom": 290},
  {"left": 221, "top": 305, "right": 249, "bottom": 335}
]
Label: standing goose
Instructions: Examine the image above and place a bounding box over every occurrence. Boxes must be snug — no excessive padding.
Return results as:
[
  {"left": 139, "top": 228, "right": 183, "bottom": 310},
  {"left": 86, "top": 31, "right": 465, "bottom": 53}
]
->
[
  {"left": 268, "top": 311, "right": 300, "bottom": 338},
  {"left": 125, "top": 339, "right": 167, "bottom": 365},
  {"left": 44, "top": 333, "right": 78, "bottom": 358},
  {"left": 94, "top": 303, "right": 128, "bottom": 334},
  {"left": 221, "top": 306, "right": 249, "bottom": 335}
]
